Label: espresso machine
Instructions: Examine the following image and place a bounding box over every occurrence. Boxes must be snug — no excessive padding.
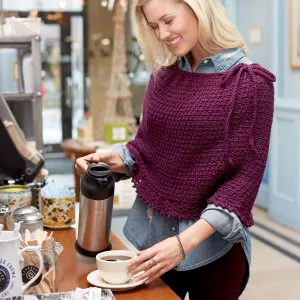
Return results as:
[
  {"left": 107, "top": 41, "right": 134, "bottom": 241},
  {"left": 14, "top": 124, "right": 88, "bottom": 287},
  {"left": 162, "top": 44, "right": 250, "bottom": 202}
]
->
[{"left": 0, "top": 94, "right": 44, "bottom": 184}]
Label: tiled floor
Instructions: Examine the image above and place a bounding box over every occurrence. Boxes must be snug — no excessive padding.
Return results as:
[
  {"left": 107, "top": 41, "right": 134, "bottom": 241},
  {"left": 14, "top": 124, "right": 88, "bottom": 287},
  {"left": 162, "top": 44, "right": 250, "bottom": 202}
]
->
[
  {"left": 241, "top": 238, "right": 300, "bottom": 300},
  {"left": 241, "top": 208, "right": 300, "bottom": 300},
  {"left": 111, "top": 207, "right": 300, "bottom": 300}
]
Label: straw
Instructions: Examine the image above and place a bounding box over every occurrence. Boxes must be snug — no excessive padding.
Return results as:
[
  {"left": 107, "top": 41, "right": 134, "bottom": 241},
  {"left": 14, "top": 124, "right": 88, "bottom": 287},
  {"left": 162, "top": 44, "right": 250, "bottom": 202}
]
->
[{"left": 13, "top": 223, "right": 20, "bottom": 237}]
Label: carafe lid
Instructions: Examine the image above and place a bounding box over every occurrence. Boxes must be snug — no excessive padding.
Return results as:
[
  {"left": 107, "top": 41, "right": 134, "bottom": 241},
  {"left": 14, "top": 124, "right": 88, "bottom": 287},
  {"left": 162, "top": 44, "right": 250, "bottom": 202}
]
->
[{"left": 87, "top": 163, "right": 111, "bottom": 185}]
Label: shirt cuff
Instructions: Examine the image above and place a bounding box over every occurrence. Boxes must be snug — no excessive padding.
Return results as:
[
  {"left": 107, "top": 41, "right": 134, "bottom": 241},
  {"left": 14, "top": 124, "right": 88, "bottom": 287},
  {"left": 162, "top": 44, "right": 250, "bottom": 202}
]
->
[
  {"left": 111, "top": 143, "right": 135, "bottom": 181},
  {"left": 200, "top": 204, "right": 246, "bottom": 243}
]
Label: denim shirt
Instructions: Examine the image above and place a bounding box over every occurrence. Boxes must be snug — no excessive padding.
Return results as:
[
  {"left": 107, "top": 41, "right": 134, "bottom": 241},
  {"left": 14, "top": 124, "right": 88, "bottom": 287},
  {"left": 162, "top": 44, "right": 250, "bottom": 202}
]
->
[{"left": 112, "top": 48, "right": 252, "bottom": 290}]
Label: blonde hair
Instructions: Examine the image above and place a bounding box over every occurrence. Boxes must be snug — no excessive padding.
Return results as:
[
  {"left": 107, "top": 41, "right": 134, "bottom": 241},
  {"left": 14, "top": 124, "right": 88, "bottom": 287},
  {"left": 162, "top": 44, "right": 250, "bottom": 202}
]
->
[{"left": 131, "top": 0, "right": 247, "bottom": 69}]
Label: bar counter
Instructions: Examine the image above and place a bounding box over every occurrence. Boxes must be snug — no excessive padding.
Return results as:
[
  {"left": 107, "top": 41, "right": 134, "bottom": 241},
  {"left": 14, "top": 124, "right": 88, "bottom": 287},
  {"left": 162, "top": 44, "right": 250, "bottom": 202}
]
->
[{"left": 52, "top": 228, "right": 180, "bottom": 300}]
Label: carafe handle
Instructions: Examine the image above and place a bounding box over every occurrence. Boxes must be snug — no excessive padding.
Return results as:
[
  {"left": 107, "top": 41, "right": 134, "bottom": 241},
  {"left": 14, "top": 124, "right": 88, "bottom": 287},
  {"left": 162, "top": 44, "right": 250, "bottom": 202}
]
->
[{"left": 20, "top": 246, "right": 43, "bottom": 292}]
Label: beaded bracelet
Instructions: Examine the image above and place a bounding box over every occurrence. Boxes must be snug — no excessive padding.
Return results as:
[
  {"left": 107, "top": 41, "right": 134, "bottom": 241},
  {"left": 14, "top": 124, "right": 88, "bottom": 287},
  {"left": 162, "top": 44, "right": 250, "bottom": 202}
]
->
[{"left": 175, "top": 235, "right": 186, "bottom": 261}]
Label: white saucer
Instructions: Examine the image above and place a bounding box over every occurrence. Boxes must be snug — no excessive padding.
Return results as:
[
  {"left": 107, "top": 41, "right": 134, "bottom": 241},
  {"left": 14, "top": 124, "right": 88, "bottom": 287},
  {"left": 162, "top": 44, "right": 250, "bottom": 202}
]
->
[{"left": 87, "top": 270, "right": 146, "bottom": 292}]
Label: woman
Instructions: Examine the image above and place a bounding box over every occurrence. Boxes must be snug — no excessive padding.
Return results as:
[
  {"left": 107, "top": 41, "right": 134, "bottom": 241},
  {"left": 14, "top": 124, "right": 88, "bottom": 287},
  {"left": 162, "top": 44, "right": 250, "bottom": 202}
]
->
[{"left": 76, "top": 0, "right": 276, "bottom": 299}]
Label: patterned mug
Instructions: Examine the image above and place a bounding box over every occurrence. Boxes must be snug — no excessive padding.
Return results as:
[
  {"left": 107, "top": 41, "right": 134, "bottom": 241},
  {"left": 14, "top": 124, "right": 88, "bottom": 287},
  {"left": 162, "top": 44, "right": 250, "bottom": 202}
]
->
[{"left": 41, "top": 196, "right": 75, "bottom": 229}]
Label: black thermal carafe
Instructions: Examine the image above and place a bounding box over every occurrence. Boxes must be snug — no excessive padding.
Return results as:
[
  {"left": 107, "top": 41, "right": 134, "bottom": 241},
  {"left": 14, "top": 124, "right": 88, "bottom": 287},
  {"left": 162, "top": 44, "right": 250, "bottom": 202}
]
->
[{"left": 75, "top": 162, "right": 115, "bottom": 257}]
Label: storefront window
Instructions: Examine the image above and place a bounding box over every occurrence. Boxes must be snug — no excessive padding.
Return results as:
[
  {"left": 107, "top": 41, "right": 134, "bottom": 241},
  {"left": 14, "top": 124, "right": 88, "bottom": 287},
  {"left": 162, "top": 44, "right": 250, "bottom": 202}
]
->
[{"left": 3, "top": 0, "right": 83, "bottom": 12}]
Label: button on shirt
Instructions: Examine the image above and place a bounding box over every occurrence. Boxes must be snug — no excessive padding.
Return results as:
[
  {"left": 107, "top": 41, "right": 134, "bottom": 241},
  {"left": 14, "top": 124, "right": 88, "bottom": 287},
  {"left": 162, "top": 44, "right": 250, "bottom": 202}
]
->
[{"left": 112, "top": 48, "right": 253, "bottom": 291}]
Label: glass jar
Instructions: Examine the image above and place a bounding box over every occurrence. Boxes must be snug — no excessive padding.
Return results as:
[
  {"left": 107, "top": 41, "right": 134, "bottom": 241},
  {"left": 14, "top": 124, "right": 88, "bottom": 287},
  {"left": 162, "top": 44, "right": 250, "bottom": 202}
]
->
[
  {"left": 18, "top": 212, "right": 44, "bottom": 239},
  {"left": 22, "top": 237, "right": 63, "bottom": 295}
]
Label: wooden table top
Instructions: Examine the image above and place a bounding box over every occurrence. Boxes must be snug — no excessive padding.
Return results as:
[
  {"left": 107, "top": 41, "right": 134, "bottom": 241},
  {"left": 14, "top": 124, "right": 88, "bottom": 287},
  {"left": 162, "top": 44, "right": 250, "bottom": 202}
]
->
[
  {"left": 61, "top": 139, "right": 98, "bottom": 156},
  {"left": 53, "top": 228, "right": 179, "bottom": 300}
]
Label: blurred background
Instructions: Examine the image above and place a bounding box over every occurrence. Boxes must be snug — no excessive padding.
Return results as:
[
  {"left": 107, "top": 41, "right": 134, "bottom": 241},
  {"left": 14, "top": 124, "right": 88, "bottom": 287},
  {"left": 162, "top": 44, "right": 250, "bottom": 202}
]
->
[{"left": 0, "top": 1, "right": 299, "bottom": 299}]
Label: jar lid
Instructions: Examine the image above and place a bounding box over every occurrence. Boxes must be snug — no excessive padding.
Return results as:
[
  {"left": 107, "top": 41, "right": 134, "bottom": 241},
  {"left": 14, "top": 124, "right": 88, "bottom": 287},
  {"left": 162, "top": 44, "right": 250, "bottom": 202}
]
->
[
  {"left": 0, "top": 205, "right": 11, "bottom": 216},
  {"left": 13, "top": 206, "right": 38, "bottom": 217},
  {"left": 18, "top": 212, "right": 43, "bottom": 223}
]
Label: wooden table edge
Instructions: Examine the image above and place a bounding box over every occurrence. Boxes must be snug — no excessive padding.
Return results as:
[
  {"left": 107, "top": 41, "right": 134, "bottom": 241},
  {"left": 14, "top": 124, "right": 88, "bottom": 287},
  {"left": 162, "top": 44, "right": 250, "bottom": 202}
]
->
[{"left": 51, "top": 228, "right": 180, "bottom": 300}]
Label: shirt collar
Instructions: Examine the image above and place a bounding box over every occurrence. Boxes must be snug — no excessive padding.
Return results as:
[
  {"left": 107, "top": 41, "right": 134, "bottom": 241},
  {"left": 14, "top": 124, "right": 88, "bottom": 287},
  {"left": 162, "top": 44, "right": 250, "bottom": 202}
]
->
[{"left": 178, "top": 48, "right": 245, "bottom": 72}]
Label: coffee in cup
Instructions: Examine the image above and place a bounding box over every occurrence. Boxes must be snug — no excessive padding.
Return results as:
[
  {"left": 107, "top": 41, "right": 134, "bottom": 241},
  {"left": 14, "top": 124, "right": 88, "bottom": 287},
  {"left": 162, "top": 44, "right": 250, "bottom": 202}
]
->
[
  {"left": 96, "top": 250, "right": 137, "bottom": 285},
  {"left": 100, "top": 255, "right": 132, "bottom": 262}
]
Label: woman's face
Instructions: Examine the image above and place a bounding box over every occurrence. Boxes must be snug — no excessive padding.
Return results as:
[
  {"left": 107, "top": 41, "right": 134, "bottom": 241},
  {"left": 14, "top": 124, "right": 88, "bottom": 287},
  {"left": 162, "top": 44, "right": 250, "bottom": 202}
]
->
[{"left": 143, "top": 0, "right": 199, "bottom": 57}]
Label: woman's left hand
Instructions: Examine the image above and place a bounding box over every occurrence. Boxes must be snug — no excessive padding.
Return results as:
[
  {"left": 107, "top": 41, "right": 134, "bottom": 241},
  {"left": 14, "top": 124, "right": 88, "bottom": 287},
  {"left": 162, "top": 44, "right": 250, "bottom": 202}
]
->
[{"left": 127, "top": 237, "right": 182, "bottom": 284}]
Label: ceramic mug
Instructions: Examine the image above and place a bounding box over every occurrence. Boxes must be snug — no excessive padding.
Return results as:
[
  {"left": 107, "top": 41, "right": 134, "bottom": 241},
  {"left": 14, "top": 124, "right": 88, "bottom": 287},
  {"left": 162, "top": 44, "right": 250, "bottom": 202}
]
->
[
  {"left": 0, "top": 231, "right": 43, "bottom": 298},
  {"left": 96, "top": 250, "right": 137, "bottom": 285}
]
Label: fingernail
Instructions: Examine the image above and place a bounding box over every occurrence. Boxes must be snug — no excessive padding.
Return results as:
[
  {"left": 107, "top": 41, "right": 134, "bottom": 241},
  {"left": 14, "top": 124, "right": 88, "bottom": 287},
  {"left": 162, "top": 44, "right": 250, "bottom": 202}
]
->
[{"left": 128, "top": 273, "right": 132, "bottom": 277}]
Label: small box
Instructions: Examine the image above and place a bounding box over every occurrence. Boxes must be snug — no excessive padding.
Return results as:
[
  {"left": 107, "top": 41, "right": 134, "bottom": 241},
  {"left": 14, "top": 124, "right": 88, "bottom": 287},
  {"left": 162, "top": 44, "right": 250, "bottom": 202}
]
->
[{"left": 103, "top": 123, "right": 129, "bottom": 144}]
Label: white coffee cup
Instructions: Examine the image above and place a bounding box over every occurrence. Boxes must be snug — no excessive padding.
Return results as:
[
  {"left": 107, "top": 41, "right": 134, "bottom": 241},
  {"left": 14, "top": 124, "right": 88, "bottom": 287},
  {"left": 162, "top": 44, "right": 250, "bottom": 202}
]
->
[
  {"left": 96, "top": 250, "right": 137, "bottom": 285},
  {"left": 0, "top": 230, "right": 43, "bottom": 298}
]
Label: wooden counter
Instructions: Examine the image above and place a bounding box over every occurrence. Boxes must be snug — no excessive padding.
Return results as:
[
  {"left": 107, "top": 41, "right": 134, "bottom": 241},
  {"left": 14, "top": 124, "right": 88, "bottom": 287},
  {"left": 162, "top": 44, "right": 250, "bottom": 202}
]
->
[{"left": 53, "top": 228, "right": 180, "bottom": 300}]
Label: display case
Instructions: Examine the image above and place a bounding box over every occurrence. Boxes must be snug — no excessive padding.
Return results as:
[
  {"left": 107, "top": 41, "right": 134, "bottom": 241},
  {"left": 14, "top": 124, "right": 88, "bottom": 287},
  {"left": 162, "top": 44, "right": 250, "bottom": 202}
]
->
[{"left": 0, "top": 35, "right": 43, "bottom": 152}]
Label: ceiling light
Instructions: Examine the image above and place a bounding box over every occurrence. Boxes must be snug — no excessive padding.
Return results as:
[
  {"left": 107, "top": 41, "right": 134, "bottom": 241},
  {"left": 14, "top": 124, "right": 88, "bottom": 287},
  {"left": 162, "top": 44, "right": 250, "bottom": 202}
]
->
[
  {"left": 101, "top": 38, "right": 111, "bottom": 46},
  {"left": 101, "top": 1, "right": 108, "bottom": 7}
]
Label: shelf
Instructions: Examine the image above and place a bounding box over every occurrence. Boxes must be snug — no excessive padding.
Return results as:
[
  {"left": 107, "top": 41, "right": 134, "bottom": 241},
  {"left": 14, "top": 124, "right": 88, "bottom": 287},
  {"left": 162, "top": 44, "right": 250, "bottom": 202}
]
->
[
  {"left": 0, "top": 36, "right": 37, "bottom": 49},
  {"left": 2, "top": 93, "right": 35, "bottom": 102},
  {"left": 0, "top": 35, "right": 43, "bottom": 151}
]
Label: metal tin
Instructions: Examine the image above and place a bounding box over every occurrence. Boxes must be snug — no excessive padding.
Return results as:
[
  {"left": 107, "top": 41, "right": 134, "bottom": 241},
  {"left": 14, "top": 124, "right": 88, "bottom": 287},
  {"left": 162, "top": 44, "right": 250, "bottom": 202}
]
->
[{"left": 42, "top": 196, "right": 75, "bottom": 229}]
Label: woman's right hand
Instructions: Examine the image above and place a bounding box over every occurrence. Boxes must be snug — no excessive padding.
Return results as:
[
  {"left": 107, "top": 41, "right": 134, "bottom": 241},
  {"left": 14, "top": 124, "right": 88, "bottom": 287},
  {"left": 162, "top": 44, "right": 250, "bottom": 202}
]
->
[{"left": 75, "top": 151, "right": 126, "bottom": 177}]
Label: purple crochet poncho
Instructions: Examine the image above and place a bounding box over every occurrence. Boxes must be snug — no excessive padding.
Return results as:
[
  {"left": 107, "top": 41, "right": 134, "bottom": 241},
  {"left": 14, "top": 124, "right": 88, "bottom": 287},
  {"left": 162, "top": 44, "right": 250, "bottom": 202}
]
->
[{"left": 126, "top": 63, "right": 276, "bottom": 227}]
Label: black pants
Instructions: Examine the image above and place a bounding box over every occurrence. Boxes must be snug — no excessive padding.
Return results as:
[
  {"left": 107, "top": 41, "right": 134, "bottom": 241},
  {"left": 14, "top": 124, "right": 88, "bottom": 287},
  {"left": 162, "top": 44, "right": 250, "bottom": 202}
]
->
[{"left": 160, "top": 243, "right": 248, "bottom": 300}]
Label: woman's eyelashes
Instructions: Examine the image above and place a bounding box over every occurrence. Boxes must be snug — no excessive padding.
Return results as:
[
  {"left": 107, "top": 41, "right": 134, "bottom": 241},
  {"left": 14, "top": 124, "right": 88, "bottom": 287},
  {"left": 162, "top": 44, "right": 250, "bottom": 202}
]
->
[{"left": 149, "top": 19, "right": 173, "bottom": 30}]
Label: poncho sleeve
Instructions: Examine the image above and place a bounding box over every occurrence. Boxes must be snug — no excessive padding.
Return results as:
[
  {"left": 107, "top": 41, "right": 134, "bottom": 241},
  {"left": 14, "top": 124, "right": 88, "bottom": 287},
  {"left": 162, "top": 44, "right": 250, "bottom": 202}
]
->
[{"left": 207, "top": 67, "right": 276, "bottom": 227}]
